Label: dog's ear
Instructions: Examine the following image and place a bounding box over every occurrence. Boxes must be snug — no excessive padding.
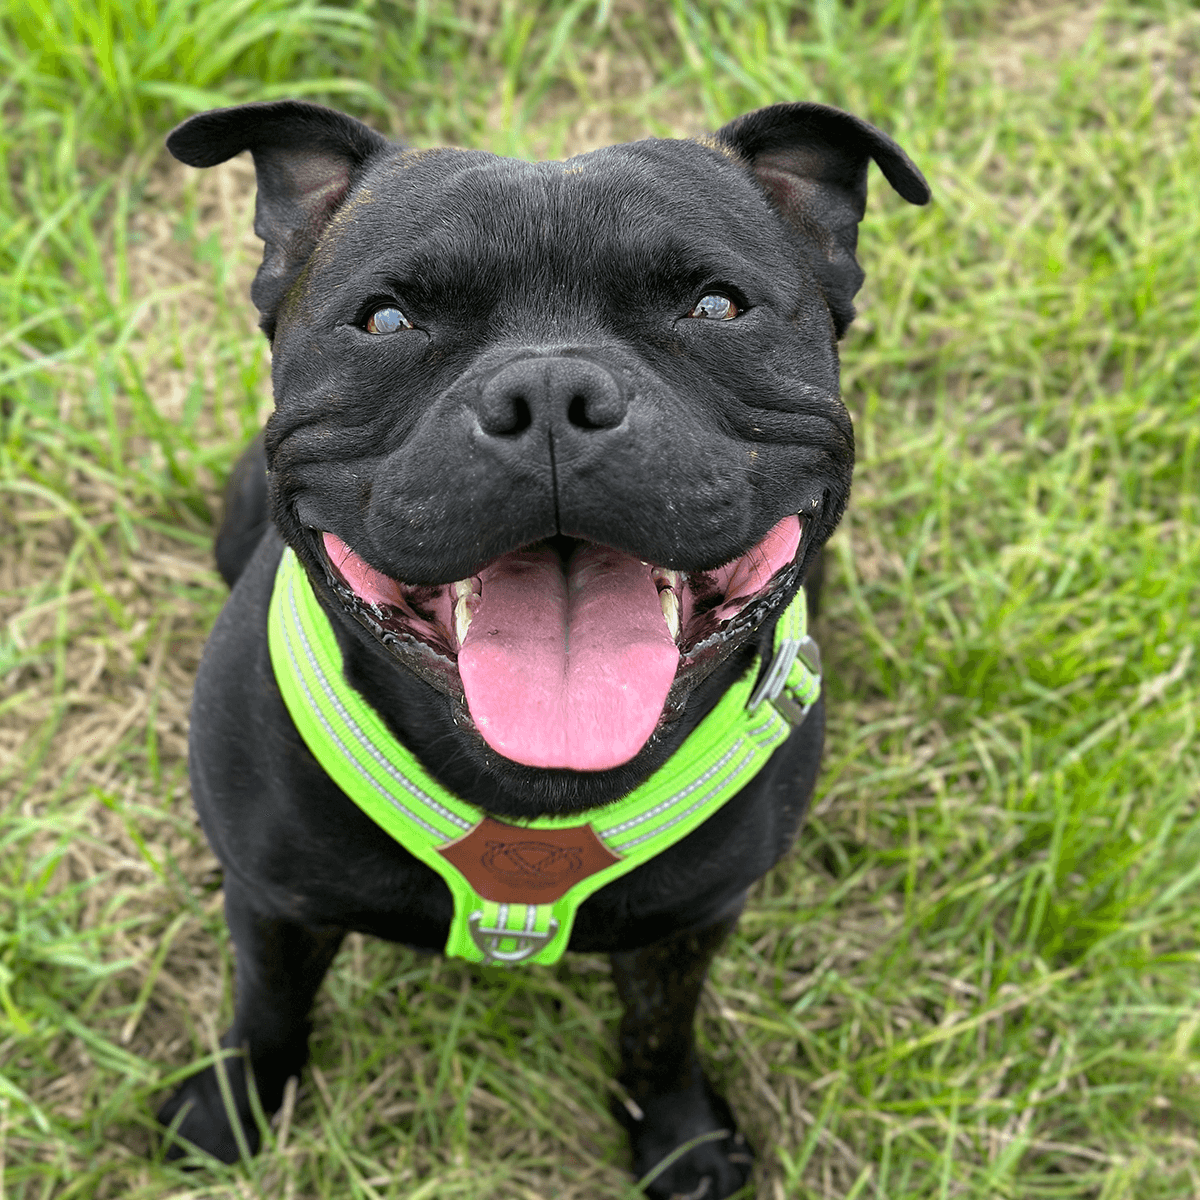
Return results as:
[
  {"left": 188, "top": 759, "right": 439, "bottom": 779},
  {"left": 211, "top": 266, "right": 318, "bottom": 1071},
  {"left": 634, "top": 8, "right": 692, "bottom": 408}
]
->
[
  {"left": 167, "top": 101, "right": 392, "bottom": 338},
  {"left": 714, "top": 102, "right": 930, "bottom": 337}
]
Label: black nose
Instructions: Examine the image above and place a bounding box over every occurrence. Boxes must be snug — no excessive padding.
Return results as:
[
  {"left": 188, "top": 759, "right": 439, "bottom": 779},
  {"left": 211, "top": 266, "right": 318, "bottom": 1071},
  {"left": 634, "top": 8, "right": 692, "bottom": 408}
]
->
[{"left": 476, "top": 356, "right": 627, "bottom": 438}]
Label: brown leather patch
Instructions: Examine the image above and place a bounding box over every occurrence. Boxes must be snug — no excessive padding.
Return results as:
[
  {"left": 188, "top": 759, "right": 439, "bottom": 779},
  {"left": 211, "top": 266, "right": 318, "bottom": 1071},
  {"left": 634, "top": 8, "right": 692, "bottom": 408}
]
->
[{"left": 437, "top": 816, "right": 621, "bottom": 903}]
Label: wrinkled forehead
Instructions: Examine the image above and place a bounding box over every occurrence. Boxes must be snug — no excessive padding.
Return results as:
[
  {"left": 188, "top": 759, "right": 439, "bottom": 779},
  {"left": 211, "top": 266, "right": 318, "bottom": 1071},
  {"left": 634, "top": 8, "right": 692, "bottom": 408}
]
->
[{"left": 320, "top": 138, "right": 785, "bottom": 275}]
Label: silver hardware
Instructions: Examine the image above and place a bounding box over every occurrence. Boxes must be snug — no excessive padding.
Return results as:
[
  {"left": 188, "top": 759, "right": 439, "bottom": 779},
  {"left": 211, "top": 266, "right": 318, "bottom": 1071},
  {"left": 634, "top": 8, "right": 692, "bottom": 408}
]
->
[
  {"left": 768, "top": 691, "right": 815, "bottom": 727},
  {"left": 747, "top": 634, "right": 822, "bottom": 729},
  {"left": 747, "top": 641, "right": 799, "bottom": 712},
  {"left": 468, "top": 911, "right": 560, "bottom": 964},
  {"left": 795, "top": 635, "right": 821, "bottom": 676}
]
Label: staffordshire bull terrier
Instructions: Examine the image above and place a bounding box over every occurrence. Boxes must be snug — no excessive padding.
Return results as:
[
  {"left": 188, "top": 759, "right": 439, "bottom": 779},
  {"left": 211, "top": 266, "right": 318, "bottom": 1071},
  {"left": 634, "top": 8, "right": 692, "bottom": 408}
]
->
[{"left": 158, "top": 99, "right": 928, "bottom": 1198}]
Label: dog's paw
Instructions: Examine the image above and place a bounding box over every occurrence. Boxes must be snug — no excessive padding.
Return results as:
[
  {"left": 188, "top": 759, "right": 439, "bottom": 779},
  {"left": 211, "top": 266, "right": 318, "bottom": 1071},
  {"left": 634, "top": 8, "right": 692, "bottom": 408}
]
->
[
  {"left": 157, "top": 1058, "right": 264, "bottom": 1164},
  {"left": 613, "top": 1075, "right": 754, "bottom": 1199}
]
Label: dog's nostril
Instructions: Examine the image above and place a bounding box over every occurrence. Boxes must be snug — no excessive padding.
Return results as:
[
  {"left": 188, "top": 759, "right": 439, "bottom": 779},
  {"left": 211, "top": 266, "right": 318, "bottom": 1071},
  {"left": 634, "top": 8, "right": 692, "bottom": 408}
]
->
[
  {"left": 481, "top": 393, "right": 532, "bottom": 437},
  {"left": 507, "top": 395, "right": 532, "bottom": 434},
  {"left": 567, "top": 385, "right": 624, "bottom": 431},
  {"left": 567, "top": 393, "right": 602, "bottom": 430}
]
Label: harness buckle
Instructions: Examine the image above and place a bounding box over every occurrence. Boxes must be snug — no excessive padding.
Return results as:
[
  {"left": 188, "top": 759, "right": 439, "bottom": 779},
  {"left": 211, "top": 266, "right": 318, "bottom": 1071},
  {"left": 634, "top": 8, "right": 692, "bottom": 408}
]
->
[
  {"left": 468, "top": 911, "right": 560, "bottom": 964},
  {"left": 765, "top": 690, "right": 815, "bottom": 727},
  {"left": 795, "top": 634, "right": 822, "bottom": 677},
  {"left": 748, "top": 633, "right": 822, "bottom": 728}
]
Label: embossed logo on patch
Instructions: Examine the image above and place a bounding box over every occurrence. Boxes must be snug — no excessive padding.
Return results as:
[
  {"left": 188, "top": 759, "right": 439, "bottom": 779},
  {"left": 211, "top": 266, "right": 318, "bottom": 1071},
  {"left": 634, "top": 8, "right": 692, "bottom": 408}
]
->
[
  {"left": 481, "top": 841, "right": 584, "bottom": 885},
  {"left": 438, "top": 816, "right": 621, "bottom": 903}
]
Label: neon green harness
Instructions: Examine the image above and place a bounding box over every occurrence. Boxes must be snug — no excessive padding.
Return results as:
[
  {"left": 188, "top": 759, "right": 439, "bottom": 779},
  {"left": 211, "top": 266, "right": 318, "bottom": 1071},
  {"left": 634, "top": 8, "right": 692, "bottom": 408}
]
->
[{"left": 268, "top": 548, "right": 821, "bottom": 966}]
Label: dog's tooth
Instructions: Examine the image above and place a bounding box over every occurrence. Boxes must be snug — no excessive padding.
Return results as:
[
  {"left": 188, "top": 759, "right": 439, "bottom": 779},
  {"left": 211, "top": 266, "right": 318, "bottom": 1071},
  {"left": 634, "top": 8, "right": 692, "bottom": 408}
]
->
[
  {"left": 651, "top": 566, "right": 681, "bottom": 592},
  {"left": 454, "top": 595, "right": 475, "bottom": 646},
  {"left": 454, "top": 577, "right": 480, "bottom": 599},
  {"left": 660, "top": 588, "right": 680, "bottom": 642}
]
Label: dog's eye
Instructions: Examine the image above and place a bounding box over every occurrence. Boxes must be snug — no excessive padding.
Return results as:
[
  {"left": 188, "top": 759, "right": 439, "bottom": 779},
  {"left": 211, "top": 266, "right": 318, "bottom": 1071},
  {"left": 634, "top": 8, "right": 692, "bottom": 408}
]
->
[
  {"left": 687, "top": 294, "right": 739, "bottom": 320},
  {"left": 365, "top": 306, "right": 413, "bottom": 334}
]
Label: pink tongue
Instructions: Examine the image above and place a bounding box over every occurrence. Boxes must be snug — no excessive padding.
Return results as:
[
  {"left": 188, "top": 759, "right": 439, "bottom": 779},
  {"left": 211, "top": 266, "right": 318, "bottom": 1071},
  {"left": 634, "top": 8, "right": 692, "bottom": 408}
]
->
[
  {"left": 324, "top": 515, "right": 801, "bottom": 773},
  {"left": 458, "top": 545, "right": 679, "bottom": 771}
]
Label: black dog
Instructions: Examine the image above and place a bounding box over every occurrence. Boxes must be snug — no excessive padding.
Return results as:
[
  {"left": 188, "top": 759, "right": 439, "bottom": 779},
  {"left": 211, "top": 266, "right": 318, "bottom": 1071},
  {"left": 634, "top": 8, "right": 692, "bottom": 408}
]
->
[{"left": 159, "top": 100, "right": 928, "bottom": 1197}]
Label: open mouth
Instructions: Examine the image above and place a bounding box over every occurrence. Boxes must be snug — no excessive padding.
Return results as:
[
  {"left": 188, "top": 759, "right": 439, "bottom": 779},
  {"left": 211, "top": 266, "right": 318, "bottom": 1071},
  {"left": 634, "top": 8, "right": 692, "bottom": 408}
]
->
[{"left": 317, "top": 515, "right": 803, "bottom": 773}]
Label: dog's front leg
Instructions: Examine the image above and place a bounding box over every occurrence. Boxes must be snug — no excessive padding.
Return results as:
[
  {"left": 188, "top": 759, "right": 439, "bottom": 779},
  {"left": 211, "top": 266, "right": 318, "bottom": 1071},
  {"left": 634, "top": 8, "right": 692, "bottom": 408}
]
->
[
  {"left": 158, "top": 875, "right": 345, "bottom": 1162},
  {"left": 610, "top": 897, "right": 753, "bottom": 1199}
]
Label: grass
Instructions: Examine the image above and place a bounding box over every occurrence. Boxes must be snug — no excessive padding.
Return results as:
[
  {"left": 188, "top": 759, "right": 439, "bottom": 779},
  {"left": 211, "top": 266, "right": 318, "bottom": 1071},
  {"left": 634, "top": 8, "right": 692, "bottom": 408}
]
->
[{"left": 2, "top": 0, "right": 1198, "bottom": 1196}]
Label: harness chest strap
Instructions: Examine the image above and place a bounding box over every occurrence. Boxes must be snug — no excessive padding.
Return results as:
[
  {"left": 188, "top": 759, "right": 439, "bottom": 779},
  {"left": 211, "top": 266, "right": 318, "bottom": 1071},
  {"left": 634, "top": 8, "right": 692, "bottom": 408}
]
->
[{"left": 268, "top": 548, "right": 821, "bottom": 966}]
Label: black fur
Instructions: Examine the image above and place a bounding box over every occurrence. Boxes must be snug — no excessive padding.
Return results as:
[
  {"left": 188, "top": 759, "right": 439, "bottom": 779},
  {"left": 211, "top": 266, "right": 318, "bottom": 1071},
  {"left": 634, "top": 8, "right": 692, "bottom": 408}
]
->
[{"left": 159, "top": 100, "right": 928, "bottom": 1197}]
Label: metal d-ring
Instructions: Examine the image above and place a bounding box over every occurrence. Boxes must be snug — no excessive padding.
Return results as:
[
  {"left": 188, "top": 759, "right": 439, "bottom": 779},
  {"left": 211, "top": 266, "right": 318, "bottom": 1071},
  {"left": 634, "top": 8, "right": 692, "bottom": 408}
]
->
[{"left": 468, "top": 911, "right": 560, "bottom": 964}]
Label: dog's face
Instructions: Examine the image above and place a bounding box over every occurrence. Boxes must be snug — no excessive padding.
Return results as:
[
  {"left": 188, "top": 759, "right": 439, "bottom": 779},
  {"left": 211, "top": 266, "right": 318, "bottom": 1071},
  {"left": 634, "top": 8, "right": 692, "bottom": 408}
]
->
[{"left": 169, "top": 102, "right": 927, "bottom": 781}]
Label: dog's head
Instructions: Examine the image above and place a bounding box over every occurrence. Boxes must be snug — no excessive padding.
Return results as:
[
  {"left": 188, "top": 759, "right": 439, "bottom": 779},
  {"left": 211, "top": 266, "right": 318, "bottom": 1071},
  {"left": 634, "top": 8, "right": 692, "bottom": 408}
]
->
[{"left": 168, "top": 101, "right": 927, "bottom": 788}]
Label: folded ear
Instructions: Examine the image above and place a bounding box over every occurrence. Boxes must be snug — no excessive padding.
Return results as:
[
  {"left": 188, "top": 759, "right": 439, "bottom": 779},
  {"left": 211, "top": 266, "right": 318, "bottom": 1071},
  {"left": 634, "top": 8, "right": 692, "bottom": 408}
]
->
[
  {"left": 167, "top": 101, "right": 392, "bottom": 338},
  {"left": 714, "top": 102, "right": 930, "bottom": 337}
]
